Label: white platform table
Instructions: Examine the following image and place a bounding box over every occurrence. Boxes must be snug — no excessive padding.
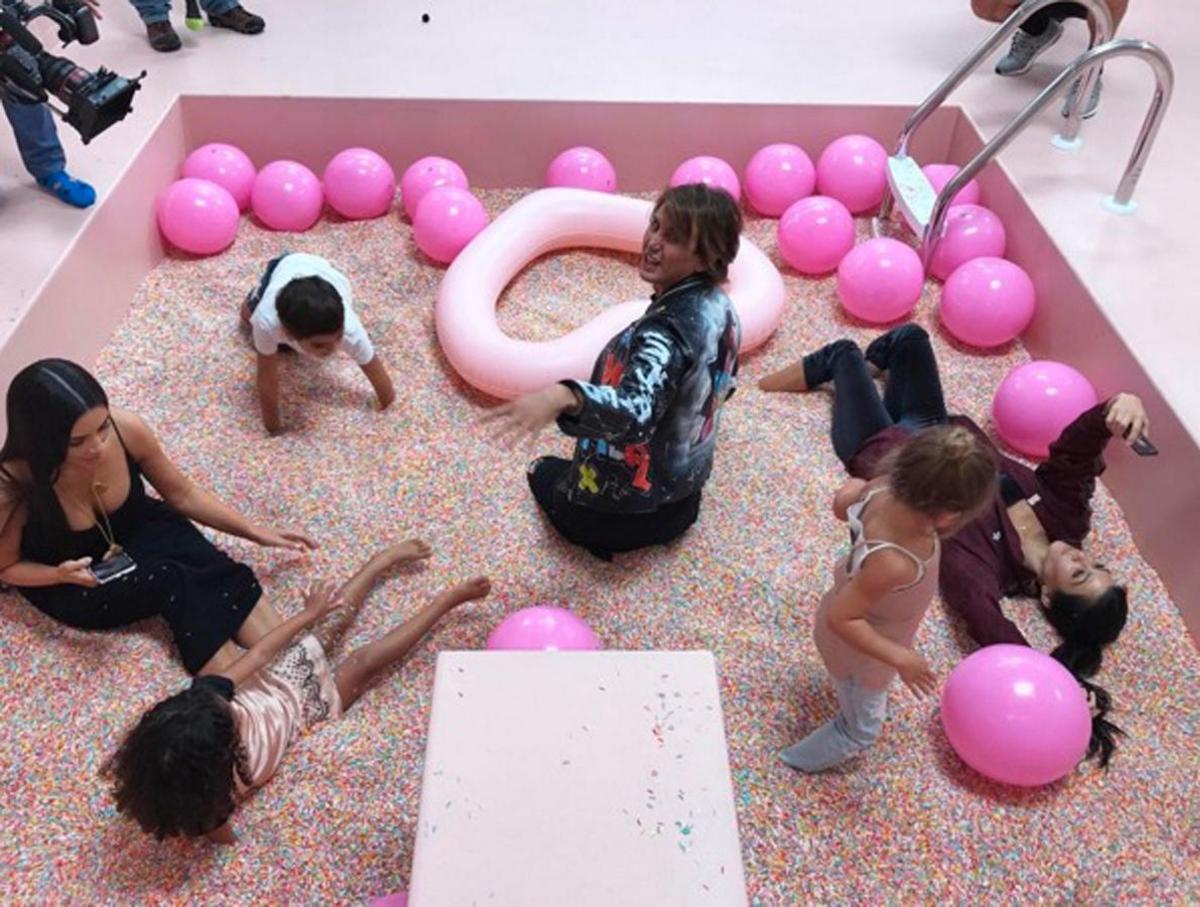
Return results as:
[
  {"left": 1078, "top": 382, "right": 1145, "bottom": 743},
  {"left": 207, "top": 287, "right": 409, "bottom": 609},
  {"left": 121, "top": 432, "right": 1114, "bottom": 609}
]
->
[{"left": 408, "top": 651, "right": 748, "bottom": 906}]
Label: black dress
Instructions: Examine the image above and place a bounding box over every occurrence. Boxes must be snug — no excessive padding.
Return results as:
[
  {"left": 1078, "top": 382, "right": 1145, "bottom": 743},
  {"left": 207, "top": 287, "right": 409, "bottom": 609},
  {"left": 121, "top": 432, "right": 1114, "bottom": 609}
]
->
[{"left": 10, "top": 447, "right": 262, "bottom": 674}]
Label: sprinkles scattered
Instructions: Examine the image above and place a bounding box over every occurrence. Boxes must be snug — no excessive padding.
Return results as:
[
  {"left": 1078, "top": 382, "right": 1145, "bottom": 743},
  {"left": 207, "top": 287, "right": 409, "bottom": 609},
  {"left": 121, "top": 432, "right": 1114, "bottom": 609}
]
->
[{"left": 0, "top": 189, "right": 1195, "bottom": 903}]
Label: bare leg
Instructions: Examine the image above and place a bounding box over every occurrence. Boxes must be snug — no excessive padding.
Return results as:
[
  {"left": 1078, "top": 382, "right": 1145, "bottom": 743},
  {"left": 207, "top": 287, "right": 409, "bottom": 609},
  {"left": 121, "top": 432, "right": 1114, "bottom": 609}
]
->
[
  {"left": 758, "top": 361, "right": 809, "bottom": 393},
  {"left": 239, "top": 301, "right": 253, "bottom": 327},
  {"left": 321, "top": 539, "right": 433, "bottom": 652},
  {"left": 233, "top": 596, "right": 284, "bottom": 648},
  {"left": 334, "top": 576, "right": 491, "bottom": 710},
  {"left": 199, "top": 638, "right": 243, "bottom": 676}
]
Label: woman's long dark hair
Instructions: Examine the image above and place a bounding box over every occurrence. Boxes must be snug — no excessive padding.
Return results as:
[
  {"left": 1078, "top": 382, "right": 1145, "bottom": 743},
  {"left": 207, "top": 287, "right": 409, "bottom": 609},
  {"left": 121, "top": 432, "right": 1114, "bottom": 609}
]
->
[
  {"left": 1, "top": 359, "right": 109, "bottom": 547},
  {"left": 1043, "top": 586, "right": 1129, "bottom": 767}
]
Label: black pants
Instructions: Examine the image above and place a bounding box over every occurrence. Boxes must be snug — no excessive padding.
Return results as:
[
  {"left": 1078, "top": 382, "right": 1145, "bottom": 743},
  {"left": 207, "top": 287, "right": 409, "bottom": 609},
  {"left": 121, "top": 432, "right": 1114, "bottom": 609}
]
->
[
  {"left": 1022, "top": 2, "right": 1088, "bottom": 36},
  {"left": 802, "top": 325, "right": 949, "bottom": 467},
  {"left": 526, "top": 457, "right": 702, "bottom": 561}
]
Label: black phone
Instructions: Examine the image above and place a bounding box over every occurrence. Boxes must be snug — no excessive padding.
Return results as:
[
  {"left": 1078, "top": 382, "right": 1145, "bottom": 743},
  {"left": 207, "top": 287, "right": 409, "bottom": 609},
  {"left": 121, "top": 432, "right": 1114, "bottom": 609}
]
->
[
  {"left": 90, "top": 551, "right": 137, "bottom": 584},
  {"left": 1130, "top": 435, "right": 1158, "bottom": 457}
]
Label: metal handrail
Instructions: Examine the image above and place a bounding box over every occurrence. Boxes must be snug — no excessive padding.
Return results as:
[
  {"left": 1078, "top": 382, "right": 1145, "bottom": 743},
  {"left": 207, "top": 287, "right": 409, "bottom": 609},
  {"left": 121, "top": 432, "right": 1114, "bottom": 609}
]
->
[
  {"left": 879, "top": 0, "right": 1113, "bottom": 224},
  {"left": 923, "top": 38, "right": 1174, "bottom": 264}
]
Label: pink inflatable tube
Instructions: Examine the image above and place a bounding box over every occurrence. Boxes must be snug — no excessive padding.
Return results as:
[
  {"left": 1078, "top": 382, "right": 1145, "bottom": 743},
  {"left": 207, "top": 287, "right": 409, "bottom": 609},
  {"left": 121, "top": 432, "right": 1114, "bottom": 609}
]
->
[{"left": 435, "top": 188, "right": 786, "bottom": 399}]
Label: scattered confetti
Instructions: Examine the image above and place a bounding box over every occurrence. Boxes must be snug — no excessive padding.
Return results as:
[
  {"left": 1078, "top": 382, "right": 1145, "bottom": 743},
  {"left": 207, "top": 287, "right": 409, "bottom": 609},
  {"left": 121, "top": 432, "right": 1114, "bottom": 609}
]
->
[{"left": 1, "top": 190, "right": 1195, "bottom": 903}]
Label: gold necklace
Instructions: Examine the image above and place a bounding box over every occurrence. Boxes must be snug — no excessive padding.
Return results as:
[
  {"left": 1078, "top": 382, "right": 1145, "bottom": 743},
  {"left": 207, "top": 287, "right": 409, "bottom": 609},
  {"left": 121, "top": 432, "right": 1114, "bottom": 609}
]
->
[{"left": 85, "top": 481, "right": 123, "bottom": 560}]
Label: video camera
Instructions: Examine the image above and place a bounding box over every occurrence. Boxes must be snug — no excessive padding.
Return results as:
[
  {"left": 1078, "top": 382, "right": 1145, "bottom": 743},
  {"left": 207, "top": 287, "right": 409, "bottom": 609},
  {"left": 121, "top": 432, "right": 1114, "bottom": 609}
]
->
[{"left": 0, "top": 0, "right": 144, "bottom": 143}]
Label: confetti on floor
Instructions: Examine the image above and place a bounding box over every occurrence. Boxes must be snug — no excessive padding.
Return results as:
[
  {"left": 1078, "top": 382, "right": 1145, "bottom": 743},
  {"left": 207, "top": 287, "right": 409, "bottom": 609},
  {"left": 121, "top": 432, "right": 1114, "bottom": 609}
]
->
[{"left": 2, "top": 190, "right": 1197, "bottom": 904}]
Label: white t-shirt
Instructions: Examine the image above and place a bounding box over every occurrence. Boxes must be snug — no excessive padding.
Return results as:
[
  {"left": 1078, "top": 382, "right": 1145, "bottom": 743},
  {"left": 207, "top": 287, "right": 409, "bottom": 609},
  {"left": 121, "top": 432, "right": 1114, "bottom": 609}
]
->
[{"left": 249, "top": 253, "right": 375, "bottom": 365}]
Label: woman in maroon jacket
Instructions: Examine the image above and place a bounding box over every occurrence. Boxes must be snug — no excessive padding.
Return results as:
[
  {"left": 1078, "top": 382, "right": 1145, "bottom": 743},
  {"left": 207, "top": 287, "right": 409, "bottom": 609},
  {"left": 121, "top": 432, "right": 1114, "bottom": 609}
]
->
[{"left": 761, "top": 325, "right": 1145, "bottom": 764}]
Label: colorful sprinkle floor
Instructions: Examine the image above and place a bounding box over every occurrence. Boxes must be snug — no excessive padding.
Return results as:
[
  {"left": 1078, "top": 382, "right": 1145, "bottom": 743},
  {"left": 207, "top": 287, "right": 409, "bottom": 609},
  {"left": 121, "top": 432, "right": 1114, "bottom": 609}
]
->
[{"left": 4, "top": 189, "right": 1198, "bottom": 904}]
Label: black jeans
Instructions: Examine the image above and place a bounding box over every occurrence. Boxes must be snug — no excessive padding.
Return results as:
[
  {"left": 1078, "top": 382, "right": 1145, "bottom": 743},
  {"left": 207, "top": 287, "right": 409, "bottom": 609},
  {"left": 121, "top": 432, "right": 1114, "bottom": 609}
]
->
[
  {"left": 527, "top": 456, "right": 702, "bottom": 561},
  {"left": 802, "top": 325, "right": 949, "bottom": 466},
  {"left": 1022, "top": 2, "right": 1088, "bottom": 36}
]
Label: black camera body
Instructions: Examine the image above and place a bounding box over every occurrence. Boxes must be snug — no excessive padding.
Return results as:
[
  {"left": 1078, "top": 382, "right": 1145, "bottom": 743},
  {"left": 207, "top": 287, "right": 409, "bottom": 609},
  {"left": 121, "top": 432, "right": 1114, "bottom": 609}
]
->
[{"left": 0, "top": 0, "right": 144, "bottom": 143}]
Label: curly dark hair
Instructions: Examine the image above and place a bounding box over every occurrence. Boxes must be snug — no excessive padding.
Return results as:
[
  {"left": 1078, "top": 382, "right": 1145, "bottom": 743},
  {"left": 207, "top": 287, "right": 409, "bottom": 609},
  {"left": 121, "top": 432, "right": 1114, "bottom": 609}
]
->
[{"left": 101, "top": 684, "right": 240, "bottom": 839}]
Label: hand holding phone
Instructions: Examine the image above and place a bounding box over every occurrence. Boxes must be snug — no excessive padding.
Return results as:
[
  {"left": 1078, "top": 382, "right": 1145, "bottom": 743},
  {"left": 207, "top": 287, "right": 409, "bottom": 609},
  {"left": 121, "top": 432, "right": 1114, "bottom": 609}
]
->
[
  {"left": 90, "top": 551, "right": 137, "bottom": 584},
  {"left": 1130, "top": 434, "right": 1158, "bottom": 457}
]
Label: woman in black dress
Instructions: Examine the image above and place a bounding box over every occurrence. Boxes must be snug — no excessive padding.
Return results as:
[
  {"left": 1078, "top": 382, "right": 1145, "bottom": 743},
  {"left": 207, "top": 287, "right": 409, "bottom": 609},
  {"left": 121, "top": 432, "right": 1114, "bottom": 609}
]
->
[{"left": 0, "top": 359, "right": 314, "bottom": 675}]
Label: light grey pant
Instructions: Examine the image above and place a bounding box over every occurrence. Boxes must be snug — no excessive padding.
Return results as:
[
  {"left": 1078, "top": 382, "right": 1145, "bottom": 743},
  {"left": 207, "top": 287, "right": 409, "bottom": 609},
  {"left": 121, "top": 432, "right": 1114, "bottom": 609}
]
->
[{"left": 780, "top": 677, "right": 888, "bottom": 773}]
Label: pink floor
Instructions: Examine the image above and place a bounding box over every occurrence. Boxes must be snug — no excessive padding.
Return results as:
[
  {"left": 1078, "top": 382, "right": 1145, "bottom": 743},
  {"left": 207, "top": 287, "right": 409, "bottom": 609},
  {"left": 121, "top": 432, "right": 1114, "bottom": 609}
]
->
[{"left": 2, "top": 193, "right": 1196, "bottom": 903}]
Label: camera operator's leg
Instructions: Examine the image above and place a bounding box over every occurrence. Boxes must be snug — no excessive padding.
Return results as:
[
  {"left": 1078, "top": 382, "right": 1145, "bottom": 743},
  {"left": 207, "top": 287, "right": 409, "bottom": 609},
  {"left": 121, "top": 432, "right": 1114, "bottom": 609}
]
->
[
  {"left": 129, "top": 0, "right": 183, "bottom": 52},
  {"left": 205, "top": 0, "right": 265, "bottom": 35},
  {"left": 2, "top": 98, "right": 95, "bottom": 208}
]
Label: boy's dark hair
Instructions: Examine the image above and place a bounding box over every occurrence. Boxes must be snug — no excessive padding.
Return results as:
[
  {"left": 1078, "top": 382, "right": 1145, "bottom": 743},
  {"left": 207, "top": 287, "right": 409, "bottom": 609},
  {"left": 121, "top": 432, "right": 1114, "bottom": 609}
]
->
[
  {"left": 101, "top": 685, "right": 240, "bottom": 839},
  {"left": 653, "top": 184, "right": 743, "bottom": 283},
  {"left": 276, "top": 276, "right": 345, "bottom": 339}
]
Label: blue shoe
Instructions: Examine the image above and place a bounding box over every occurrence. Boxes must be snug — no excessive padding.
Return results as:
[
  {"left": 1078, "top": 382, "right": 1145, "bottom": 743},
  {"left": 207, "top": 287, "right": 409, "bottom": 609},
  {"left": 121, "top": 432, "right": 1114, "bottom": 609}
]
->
[{"left": 37, "top": 170, "right": 96, "bottom": 208}]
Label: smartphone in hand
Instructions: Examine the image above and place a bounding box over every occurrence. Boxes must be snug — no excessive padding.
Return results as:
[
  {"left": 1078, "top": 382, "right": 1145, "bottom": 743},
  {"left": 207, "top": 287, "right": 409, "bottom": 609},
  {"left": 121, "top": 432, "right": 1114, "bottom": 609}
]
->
[
  {"left": 90, "top": 551, "right": 137, "bottom": 584},
  {"left": 1130, "top": 435, "right": 1158, "bottom": 457}
]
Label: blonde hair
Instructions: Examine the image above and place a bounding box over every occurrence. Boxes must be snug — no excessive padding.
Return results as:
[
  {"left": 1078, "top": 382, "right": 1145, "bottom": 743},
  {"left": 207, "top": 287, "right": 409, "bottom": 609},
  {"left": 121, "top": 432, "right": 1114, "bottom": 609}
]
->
[{"left": 885, "top": 425, "right": 996, "bottom": 518}]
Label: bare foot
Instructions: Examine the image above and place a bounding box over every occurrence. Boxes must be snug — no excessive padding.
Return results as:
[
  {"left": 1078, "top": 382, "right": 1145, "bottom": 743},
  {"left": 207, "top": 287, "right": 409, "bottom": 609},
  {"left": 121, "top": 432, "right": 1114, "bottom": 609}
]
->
[
  {"left": 375, "top": 539, "right": 433, "bottom": 570},
  {"left": 434, "top": 576, "right": 492, "bottom": 614},
  {"left": 758, "top": 361, "right": 808, "bottom": 393}
]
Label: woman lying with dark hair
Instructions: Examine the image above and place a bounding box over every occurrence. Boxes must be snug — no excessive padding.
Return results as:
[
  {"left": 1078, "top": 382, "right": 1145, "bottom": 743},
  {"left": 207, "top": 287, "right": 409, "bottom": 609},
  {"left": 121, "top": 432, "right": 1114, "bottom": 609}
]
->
[{"left": 761, "top": 325, "right": 1146, "bottom": 765}]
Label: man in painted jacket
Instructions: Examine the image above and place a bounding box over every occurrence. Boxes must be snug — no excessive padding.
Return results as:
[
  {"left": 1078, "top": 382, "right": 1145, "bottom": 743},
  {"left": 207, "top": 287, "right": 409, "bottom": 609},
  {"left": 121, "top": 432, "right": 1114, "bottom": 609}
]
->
[{"left": 487, "top": 185, "right": 743, "bottom": 560}]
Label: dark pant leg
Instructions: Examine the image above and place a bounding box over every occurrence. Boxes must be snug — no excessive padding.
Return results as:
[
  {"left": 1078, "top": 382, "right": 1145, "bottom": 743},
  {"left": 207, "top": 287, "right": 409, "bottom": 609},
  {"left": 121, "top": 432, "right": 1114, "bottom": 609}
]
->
[
  {"left": 809, "top": 340, "right": 893, "bottom": 466},
  {"left": 1023, "top": 2, "right": 1088, "bottom": 35},
  {"left": 864, "top": 326, "right": 949, "bottom": 432}
]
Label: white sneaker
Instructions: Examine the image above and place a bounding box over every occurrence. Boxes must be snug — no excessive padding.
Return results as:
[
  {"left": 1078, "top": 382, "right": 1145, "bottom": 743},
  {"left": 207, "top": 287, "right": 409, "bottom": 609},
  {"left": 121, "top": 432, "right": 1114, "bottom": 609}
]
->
[{"left": 995, "top": 18, "right": 1064, "bottom": 76}]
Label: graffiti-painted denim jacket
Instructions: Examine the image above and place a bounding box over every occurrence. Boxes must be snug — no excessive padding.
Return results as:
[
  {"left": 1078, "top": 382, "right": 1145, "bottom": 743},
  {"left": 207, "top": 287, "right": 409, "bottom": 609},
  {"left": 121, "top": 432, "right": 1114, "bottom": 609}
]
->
[{"left": 557, "top": 274, "right": 740, "bottom": 514}]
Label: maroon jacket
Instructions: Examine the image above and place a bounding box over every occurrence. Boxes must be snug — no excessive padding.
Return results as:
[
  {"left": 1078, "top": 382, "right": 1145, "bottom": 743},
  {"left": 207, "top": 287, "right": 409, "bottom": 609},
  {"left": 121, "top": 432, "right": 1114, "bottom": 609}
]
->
[{"left": 846, "top": 402, "right": 1114, "bottom": 647}]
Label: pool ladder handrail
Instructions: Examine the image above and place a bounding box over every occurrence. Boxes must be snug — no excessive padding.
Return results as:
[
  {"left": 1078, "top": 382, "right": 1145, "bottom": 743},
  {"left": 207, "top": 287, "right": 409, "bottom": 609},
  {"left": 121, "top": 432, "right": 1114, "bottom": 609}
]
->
[{"left": 916, "top": 39, "right": 1174, "bottom": 268}]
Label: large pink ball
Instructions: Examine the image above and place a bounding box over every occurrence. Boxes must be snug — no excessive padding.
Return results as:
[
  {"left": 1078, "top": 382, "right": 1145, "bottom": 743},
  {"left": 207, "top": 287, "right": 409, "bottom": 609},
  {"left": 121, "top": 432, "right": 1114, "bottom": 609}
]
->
[
  {"left": 413, "top": 186, "right": 489, "bottom": 264},
  {"left": 323, "top": 147, "right": 396, "bottom": 220},
  {"left": 941, "top": 645, "right": 1092, "bottom": 787},
  {"left": 545, "top": 146, "right": 617, "bottom": 193},
  {"left": 922, "top": 163, "right": 982, "bottom": 208},
  {"left": 401, "top": 156, "right": 469, "bottom": 220},
  {"left": 251, "top": 160, "right": 323, "bottom": 232},
  {"left": 157, "top": 177, "right": 240, "bottom": 255},
  {"left": 486, "top": 606, "right": 601, "bottom": 651},
  {"left": 181, "top": 143, "right": 256, "bottom": 211},
  {"left": 929, "top": 203, "right": 1007, "bottom": 281},
  {"left": 941, "top": 257, "right": 1036, "bottom": 348},
  {"left": 669, "top": 155, "right": 741, "bottom": 201},
  {"left": 815, "top": 134, "right": 888, "bottom": 214},
  {"left": 993, "top": 360, "right": 1098, "bottom": 458},
  {"left": 368, "top": 892, "right": 408, "bottom": 907},
  {"left": 778, "top": 195, "right": 855, "bottom": 275},
  {"left": 836, "top": 237, "right": 925, "bottom": 323},
  {"left": 744, "top": 143, "right": 815, "bottom": 217}
]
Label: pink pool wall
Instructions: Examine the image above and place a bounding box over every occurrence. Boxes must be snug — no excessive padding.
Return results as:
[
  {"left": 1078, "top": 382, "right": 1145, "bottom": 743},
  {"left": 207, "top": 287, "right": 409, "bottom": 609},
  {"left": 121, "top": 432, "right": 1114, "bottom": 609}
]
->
[{"left": 3, "top": 96, "right": 1196, "bottom": 644}]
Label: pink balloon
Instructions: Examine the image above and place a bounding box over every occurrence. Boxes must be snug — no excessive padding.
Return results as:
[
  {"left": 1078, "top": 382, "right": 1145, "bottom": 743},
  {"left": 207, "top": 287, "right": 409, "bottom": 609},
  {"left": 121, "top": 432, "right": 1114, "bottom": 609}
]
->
[
  {"left": 401, "top": 156, "right": 469, "bottom": 220},
  {"left": 323, "top": 147, "right": 396, "bottom": 220},
  {"left": 368, "top": 892, "right": 408, "bottom": 907},
  {"left": 777, "top": 195, "right": 855, "bottom": 275},
  {"left": 815, "top": 134, "right": 888, "bottom": 214},
  {"left": 993, "top": 360, "right": 1098, "bottom": 458},
  {"left": 251, "top": 160, "right": 323, "bottom": 232},
  {"left": 486, "top": 606, "right": 601, "bottom": 651},
  {"left": 181, "top": 143, "right": 256, "bottom": 211},
  {"left": 545, "top": 146, "right": 617, "bottom": 193},
  {"left": 744, "top": 143, "right": 815, "bottom": 217},
  {"left": 669, "top": 155, "right": 741, "bottom": 201},
  {"left": 836, "top": 237, "right": 924, "bottom": 324},
  {"left": 941, "top": 645, "right": 1092, "bottom": 787},
  {"left": 940, "top": 257, "right": 1036, "bottom": 348},
  {"left": 413, "top": 186, "right": 489, "bottom": 264},
  {"left": 922, "top": 163, "right": 982, "bottom": 208},
  {"left": 929, "top": 204, "right": 1007, "bottom": 281},
  {"left": 156, "top": 177, "right": 240, "bottom": 256}
]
